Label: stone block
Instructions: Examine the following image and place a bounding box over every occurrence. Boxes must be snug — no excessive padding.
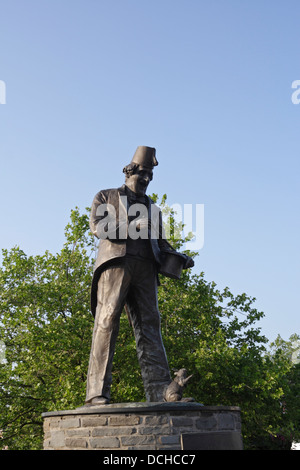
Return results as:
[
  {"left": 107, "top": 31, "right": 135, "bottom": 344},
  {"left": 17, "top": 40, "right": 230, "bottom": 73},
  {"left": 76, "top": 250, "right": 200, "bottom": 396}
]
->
[
  {"left": 50, "top": 430, "right": 65, "bottom": 448},
  {"left": 90, "top": 436, "right": 120, "bottom": 449},
  {"left": 143, "top": 415, "right": 169, "bottom": 425},
  {"left": 66, "top": 428, "right": 91, "bottom": 437},
  {"left": 109, "top": 414, "right": 140, "bottom": 426},
  {"left": 159, "top": 435, "right": 180, "bottom": 445},
  {"left": 195, "top": 414, "right": 217, "bottom": 430},
  {"left": 65, "top": 437, "right": 88, "bottom": 448},
  {"left": 218, "top": 412, "right": 235, "bottom": 430},
  {"left": 60, "top": 417, "right": 80, "bottom": 429},
  {"left": 121, "top": 434, "right": 155, "bottom": 446},
  {"left": 91, "top": 426, "right": 137, "bottom": 437},
  {"left": 171, "top": 416, "right": 194, "bottom": 427},
  {"left": 138, "top": 425, "right": 170, "bottom": 435},
  {"left": 81, "top": 416, "right": 107, "bottom": 427}
]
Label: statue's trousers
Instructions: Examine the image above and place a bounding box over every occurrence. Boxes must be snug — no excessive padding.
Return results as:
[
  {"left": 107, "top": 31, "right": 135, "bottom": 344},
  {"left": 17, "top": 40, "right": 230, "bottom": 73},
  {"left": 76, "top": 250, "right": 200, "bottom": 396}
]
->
[{"left": 85, "top": 256, "right": 171, "bottom": 402}]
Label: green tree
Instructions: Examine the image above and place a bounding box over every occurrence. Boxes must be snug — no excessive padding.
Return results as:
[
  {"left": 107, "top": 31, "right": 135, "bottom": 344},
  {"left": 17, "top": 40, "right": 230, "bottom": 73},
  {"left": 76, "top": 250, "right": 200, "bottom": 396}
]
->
[
  {"left": 260, "top": 334, "right": 300, "bottom": 449},
  {"left": 0, "top": 198, "right": 299, "bottom": 449},
  {"left": 0, "top": 208, "right": 95, "bottom": 449}
]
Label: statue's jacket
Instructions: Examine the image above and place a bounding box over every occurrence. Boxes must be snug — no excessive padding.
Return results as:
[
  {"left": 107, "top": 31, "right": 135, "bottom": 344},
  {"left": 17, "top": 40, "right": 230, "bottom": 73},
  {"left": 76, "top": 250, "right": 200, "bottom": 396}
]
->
[{"left": 89, "top": 184, "right": 174, "bottom": 316}]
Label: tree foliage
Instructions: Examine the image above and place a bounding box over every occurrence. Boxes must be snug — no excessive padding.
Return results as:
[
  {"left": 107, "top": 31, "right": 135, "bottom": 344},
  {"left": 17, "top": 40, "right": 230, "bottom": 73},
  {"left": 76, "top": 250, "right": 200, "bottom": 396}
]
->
[{"left": 0, "top": 197, "right": 299, "bottom": 450}]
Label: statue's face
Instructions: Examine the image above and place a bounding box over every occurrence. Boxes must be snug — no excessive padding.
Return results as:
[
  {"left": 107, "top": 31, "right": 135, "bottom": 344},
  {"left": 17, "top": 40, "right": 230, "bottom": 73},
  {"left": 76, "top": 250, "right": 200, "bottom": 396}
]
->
[{"left": 126, "top": 166, "right": 153, "bottom": 196}]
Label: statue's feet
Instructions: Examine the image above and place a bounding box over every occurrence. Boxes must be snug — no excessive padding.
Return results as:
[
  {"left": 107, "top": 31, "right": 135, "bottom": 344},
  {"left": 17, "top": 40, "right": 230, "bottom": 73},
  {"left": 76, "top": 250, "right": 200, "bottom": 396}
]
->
[{"left": 86, "top": 396, "right": 110, "bottom": 406}]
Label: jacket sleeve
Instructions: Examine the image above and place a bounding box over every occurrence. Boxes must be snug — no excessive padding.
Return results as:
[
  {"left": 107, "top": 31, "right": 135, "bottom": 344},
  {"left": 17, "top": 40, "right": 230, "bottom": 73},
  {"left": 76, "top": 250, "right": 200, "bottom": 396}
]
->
[
  {"left": 89, "top": 191, "right": 108, "bottom": 238},
  {"left": 90, "top": 189, "right": 128, "bottom": 240}
]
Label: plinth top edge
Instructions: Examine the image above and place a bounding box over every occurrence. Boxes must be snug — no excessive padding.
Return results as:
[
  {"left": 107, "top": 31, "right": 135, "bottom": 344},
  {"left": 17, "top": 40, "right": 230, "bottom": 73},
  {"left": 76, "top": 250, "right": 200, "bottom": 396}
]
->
[{"left": 42, "top": 402, "right": 241, "bottom": 417}]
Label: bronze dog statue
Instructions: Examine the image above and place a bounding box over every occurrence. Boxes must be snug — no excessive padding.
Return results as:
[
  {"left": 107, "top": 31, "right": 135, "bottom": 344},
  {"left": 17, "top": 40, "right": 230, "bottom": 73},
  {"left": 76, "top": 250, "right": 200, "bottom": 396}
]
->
[{"left": 163, "top": 368, "right": 194, "bottom": 402}]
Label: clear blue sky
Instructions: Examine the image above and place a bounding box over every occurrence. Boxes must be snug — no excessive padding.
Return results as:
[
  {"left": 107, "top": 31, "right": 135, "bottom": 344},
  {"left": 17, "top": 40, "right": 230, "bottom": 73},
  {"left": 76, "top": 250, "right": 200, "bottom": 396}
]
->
[{"left": 0, "top": 0, "right": 299, "bottom": 344}]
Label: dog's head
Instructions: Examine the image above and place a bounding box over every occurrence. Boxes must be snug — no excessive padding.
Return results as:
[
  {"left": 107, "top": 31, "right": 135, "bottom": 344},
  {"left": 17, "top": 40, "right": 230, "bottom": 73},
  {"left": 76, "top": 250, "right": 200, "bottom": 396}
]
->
[{"left": 174, "top": 368, "right": 193, "bottom": 386}]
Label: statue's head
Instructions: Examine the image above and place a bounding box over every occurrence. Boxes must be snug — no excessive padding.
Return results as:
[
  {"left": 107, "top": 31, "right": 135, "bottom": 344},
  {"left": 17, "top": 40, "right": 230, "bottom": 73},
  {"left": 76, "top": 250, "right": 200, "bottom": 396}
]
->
[{"left": 123, "top": 146, "right": 158, "bottom": 196}]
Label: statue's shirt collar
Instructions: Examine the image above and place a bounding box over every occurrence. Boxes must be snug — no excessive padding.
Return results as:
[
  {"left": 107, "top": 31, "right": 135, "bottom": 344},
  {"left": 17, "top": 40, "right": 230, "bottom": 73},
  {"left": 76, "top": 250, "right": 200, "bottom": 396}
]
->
[{"left": 124, "top": 184, "right": 147, "bottom": 205}]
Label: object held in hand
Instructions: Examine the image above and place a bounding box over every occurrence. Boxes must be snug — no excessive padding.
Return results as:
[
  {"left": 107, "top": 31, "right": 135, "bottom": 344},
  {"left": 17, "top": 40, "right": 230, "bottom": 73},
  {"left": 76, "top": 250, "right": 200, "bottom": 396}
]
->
[{"left": 160, "top": 251, "right": 192, "bottom": 279}]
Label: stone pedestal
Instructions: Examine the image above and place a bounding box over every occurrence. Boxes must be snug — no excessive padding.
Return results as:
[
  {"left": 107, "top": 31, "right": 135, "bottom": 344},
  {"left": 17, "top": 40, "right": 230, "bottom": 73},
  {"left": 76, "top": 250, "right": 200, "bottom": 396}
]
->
[{"left": 42, "top": 402, "right": 242, "bottom": 450}]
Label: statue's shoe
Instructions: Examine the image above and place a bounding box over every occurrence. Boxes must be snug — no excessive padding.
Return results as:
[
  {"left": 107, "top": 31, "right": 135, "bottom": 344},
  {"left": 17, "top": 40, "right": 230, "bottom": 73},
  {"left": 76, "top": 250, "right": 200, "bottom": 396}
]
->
[{"left": 85, "top": 396, "right": 110, "bottom": 405}]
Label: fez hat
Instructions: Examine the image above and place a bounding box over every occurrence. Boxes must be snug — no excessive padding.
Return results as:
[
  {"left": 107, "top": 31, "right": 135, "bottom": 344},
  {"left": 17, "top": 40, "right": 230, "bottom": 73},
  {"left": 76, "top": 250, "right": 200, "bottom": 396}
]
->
[{"left": 131, "top": 146, "right": 158, "bottom": 168}]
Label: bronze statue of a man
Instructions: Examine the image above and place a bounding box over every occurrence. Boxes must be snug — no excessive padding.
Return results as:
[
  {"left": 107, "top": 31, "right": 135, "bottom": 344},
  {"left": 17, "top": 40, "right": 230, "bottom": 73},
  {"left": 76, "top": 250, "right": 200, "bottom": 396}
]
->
[{"left": 85, "top": 146, "right": 194, "bottom": 405}]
